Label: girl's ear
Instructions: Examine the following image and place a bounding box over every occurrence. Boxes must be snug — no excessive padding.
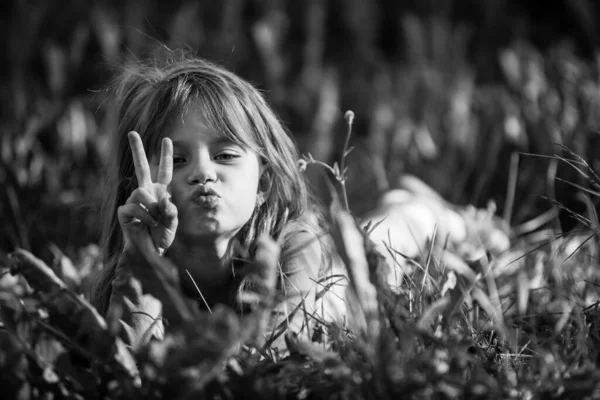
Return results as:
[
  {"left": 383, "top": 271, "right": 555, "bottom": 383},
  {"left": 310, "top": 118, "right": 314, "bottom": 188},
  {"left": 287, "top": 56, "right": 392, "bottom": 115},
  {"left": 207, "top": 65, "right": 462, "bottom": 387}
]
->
[{"left": 256, "top": 169, "right": 272, "bottom": 206}]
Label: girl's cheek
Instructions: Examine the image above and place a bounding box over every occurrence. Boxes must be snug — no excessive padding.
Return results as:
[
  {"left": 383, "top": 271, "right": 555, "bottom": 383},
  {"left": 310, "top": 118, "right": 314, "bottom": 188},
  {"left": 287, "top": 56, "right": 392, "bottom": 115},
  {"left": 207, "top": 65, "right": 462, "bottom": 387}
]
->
[{"left": 169, "top": 180, "right": 187, "bottom": 208}]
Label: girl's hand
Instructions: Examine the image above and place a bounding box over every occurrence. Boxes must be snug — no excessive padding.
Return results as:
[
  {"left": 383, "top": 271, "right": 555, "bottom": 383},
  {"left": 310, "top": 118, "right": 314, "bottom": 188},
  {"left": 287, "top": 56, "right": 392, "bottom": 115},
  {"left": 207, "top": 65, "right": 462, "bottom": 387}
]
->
[{"left": 118, "top": 131, "right": 178, "bottom": 257}]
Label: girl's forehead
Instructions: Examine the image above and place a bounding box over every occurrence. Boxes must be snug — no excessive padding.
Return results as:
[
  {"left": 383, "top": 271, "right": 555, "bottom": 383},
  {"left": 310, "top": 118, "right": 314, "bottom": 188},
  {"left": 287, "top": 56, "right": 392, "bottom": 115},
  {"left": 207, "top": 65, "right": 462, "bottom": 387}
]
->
[
  {"left": 146, "top": 97, "right": 262, "bottom": 157},
  {"left": 163, "top": 108, "right": 228, "bottom": 145},
  {"left": 167, "top": 102, "right": 258, "bottom": 149},
  {"left": 169, "top": 109, "right": 217, "bottom": 140}
]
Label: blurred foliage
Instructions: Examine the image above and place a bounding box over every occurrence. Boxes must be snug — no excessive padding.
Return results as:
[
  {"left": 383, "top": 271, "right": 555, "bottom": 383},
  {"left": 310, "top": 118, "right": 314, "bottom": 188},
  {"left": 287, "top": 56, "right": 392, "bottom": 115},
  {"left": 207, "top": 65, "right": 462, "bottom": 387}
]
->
[
  {"left": 2, "top": 0, "right": 600, "bottom": 258},
  {"left": 2, "top": 0, "right": 600, "bottom": 261}
]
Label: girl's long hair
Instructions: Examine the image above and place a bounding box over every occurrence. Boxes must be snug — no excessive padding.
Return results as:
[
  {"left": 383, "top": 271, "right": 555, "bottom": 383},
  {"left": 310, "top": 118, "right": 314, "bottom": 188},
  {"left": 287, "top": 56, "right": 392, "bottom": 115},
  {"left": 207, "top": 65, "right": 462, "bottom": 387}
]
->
[{"left": 89, "top": 49, "right": 321, "bottom": 315}]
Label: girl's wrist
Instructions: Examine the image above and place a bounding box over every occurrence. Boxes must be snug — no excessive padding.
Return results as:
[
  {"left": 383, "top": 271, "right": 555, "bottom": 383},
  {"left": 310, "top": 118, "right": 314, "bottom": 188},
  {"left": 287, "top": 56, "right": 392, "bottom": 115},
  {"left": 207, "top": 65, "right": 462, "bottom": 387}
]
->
[
  {"left": 120, "top": 245, "right": 141, "bottom": 265},
  {"left": 122, "top": 241, "right": 165, "bottom": 260},
  {"left": 121, "top": 245, "right": 156, "bottom": 268}
]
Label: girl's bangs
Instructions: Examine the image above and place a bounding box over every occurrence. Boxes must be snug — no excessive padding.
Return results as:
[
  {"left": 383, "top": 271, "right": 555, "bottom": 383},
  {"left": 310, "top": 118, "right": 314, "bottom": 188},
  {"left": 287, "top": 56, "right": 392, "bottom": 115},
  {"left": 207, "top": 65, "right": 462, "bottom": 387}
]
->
[
  {"left": 190, "top": 86, "right": 262, "bottom": 155},
  {"left": 145, "top": 74, "right": 264, "bottom": 158}
]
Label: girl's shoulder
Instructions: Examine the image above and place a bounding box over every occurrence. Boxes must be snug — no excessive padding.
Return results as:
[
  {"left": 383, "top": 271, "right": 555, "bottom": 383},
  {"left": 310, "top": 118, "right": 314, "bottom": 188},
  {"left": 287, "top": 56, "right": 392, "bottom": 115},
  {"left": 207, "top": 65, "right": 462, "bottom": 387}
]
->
[{"left": 279, "top": 219, "right": 332, "bottom": 278}]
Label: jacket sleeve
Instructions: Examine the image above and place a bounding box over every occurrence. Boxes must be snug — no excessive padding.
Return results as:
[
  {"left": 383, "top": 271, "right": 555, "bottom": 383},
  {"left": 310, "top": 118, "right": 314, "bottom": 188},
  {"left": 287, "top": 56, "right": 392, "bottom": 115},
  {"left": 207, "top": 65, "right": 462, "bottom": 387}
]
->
[{"left": 107, "top": 251, "right": 165, "bottom": 350}]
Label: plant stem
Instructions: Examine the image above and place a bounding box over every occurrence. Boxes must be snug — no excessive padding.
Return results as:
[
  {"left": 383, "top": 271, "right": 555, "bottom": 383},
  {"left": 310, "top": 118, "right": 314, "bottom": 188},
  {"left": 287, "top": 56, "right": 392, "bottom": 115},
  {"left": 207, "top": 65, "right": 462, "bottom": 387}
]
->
[
  {"left": 339, "top": 114, "right": 353, "bottom": 211},
  {"left": 503, "top": 152, "right": 519, "bottom": 225},
  {"left": 309, "top": 160, "right": 337, "bottom": 175}
]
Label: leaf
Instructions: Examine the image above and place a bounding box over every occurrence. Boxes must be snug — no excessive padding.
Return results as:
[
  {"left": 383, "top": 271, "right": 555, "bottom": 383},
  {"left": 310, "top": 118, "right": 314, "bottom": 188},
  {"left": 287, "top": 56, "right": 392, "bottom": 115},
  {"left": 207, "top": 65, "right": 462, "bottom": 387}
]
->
[
  {"left": 329, "top": 203, "right": 379, "bottom": 344},
  {"left": 9, "top": 249, "right": 67, "bottom": 293},
  {"left": 8, "top": 249, "right": 140, "bottom": 381},
  {"left": 540, "top": 196, "right": 591, "bottom": 227},
  {"left": 284, "top": 331, "right": 338, "bottom": 362},
  {"left": 471, "top": 287, "right": 509, "bottom": 341},
  {"left": 438, "top": 250, "right": 478, "bottom": 282},
  {"left": 555, "top": 143, "right": 600, "bottom": 183},
  {"left": 48, "top": 243, "right": 81, "bottom": 290},
  {"left": 42, "top": 367, "right": 59, "bottom": 384},
  {"left": 555, "top": 177, "right": 600, "bottom": 199},
  {"left": 417, "top": 296, "right": 450, "bottom": 330},
  {"left": 517, "top": 271, "right": 529, "bottom": 315},
  {"left": 579, "top": 192, "right": 600, "bottom": 236}
]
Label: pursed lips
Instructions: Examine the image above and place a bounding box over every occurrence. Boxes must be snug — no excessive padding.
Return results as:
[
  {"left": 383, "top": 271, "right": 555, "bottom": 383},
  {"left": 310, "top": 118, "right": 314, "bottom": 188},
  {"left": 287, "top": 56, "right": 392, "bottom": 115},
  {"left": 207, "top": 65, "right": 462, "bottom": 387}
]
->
[{"left": 190, "top": 186, "right": 221, "bottom": 209}]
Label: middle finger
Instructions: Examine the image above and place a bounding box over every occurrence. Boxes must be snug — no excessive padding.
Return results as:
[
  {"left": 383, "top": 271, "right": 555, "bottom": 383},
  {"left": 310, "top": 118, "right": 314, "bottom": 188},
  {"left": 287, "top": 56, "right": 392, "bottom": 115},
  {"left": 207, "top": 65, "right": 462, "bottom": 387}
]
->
[{"left": 157, "top": 137, "right": 173, "bottom": 185}]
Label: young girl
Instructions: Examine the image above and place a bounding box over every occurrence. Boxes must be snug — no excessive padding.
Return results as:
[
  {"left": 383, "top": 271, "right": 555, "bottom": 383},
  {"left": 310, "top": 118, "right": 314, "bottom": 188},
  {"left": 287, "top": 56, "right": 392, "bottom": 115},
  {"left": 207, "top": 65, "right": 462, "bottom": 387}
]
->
[{"left": 89, "top": 50, "right": 341, "bottom": 349}]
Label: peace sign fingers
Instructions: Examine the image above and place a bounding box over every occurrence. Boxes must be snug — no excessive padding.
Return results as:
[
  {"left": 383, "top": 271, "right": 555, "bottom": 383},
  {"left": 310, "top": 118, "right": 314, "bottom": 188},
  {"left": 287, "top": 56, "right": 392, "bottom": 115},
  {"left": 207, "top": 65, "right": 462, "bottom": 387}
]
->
[
  {"left": 129, "top": 131, "right": 152, "bottom": 188},
  {"left": 157, "top": 137, "right": 173, "bottom": 185},
  {"left": 123, "top": 131, "right": 178, "bottom": 258}
]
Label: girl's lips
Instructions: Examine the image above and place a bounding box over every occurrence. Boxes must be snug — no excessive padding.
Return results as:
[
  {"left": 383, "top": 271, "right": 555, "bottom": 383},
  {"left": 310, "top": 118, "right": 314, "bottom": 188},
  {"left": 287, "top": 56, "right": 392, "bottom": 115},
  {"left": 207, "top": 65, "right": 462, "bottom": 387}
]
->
[
  {"left": 193, "top": 195, "right": 220, "bottom": 209},
  {"left": 190, "top": 185, "right": 221, "bottom": 209}
]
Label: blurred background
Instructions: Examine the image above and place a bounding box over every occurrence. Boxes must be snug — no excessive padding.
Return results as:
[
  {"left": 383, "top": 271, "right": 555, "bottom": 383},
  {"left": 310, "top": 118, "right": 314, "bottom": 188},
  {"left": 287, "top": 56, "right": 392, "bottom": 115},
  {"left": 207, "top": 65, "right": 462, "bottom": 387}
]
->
[{"left": 2, "top": 0, "right": 600, "bottom": 263}]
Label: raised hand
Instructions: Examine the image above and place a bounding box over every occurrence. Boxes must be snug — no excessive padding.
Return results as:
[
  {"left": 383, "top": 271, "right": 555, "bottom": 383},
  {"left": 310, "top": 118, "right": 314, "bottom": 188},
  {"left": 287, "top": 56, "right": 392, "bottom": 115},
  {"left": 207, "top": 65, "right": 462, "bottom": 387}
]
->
[{"left": 118, "top": 131, "right": 178, "bottom": 257}]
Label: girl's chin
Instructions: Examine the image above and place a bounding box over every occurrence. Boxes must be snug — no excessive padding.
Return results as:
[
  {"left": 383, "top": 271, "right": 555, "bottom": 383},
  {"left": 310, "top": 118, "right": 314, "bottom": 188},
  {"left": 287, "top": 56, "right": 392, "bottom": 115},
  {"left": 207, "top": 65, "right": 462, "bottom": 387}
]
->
[
  {"left": 177, "top": 212, "right": 248, "bottom": 241},
  {"left": 179, "top": 220, "right": 242, "bottom": 240},
  {"left": 185, "top": 224, "right": 221, "bottom": 238}
]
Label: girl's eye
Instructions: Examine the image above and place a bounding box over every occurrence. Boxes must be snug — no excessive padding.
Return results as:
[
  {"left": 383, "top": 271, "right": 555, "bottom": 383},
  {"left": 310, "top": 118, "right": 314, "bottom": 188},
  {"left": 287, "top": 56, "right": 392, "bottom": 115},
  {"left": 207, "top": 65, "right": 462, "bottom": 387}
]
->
[
  {"left": 215, "top": 153, "right": 239, "bottom": 161},
  {"left": 173, "top": 156, "right": 186, "bottom": 165}
]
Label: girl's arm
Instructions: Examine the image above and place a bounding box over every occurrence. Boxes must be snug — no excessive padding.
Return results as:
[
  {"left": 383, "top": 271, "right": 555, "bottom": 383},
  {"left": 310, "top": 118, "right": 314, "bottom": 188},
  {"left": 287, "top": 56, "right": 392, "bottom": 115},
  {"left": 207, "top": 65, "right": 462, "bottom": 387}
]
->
[
  {"left": 107, "top": 250, "right": 165, "bottom": 349},
  {"left": 103, "top": 132, "right": 176, "bottom": 349},
  {"left": 267, "top": 229, "right": 323, "bottom": 348}
]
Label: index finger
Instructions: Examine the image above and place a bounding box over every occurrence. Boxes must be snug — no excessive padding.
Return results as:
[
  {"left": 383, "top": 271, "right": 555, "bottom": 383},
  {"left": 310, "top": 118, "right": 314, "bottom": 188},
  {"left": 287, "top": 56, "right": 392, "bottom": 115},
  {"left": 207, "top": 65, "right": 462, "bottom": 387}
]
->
[
  {"left": 157, "top": 137, "right": 173, "bottom": 185},
  {"left": 128, "top": 131, "right": 152, "bottom": 187}
]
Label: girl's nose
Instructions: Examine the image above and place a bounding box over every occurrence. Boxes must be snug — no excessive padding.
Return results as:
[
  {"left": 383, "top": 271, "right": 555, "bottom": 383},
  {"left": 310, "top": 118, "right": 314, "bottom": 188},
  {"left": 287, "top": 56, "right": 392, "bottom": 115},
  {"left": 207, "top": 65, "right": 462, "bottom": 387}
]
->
[{"left": 187, "top": 158, "right": 217, "bottom": 185}]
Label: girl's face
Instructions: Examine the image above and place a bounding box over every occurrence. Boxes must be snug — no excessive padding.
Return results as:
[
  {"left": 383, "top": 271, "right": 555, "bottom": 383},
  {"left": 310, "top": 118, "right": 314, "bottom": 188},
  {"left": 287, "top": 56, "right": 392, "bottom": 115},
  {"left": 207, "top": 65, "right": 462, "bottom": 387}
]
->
[{"left": 150, "top": 109, "right": 263, "bottom": 244}]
